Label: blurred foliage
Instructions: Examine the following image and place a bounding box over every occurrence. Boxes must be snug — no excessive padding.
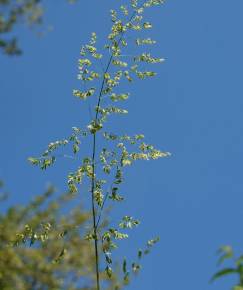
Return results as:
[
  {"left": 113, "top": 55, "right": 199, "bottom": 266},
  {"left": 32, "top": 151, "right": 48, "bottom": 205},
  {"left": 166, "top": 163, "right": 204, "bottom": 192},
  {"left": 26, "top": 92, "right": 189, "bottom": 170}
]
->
[
  {"left": 212, "top": 245, "right": 243, "bottom": 290},
  {"left": 0, "top": 181, "right": 121, "bottom": 290},
  {"left": 0, "top": 0, "right": 77, "bottom": 55},
  {"left": 0, "top": 179, "right": 159, "bottom": 289}
]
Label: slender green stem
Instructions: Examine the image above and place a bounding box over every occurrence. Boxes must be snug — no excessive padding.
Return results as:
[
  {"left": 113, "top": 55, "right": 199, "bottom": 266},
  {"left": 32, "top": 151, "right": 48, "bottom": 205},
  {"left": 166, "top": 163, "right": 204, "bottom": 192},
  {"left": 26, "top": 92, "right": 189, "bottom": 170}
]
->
[
  {"left": 90, "top": 52, "right": 113, "bottom": 290},
  {"left": 90, "top": 8, "right": 139, "bottom": 289},
  {"left": 91, "top": 133, "right": 100, "bottom": 290}
]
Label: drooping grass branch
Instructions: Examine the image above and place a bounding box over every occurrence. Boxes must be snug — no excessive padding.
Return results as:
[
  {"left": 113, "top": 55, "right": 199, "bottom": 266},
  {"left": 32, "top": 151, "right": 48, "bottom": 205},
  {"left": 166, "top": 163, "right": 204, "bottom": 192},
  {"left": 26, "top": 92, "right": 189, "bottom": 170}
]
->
[
  {"left": 90, "top": 7, "right": 145, "bottom": 289},
  {"left": 29, "top": 0, "right": 170, "bottom": 289}
]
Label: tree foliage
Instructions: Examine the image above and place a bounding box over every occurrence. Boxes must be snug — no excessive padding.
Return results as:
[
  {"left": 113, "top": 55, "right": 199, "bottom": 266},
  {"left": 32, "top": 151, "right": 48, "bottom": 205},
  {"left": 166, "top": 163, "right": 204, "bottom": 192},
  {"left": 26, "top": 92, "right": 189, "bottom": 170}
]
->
[
  {"left": 0, "top": 182, "right": 119, "bottom": 290},
  {"left": 212, "top": 245, "right": 243, "bottom": 290},
  {"left": 0, "top": 0, "right": 77, "bottom": 55}
]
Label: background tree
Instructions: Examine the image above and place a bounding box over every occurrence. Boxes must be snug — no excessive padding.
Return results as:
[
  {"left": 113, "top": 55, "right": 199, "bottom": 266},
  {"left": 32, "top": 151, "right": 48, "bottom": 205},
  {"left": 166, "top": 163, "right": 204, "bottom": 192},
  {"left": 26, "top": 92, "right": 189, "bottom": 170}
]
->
[
  {"left": 0, "top": 182, "right": 118, "bottom": 290},
  {"left": 0, "top": 0, "right": 77, "bottom": 55},
  {"left": 211, "top": 246, "right": 243, "bottom": 290},
  {"left": 0, "top": 179, "right": 157, "bottom": 289}
]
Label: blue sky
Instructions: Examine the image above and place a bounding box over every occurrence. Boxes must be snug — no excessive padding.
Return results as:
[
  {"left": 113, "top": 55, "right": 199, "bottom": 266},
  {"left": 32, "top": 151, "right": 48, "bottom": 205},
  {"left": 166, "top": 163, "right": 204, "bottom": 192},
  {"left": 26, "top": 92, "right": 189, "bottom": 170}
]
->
[{"left": 1, "top": 0, "right": 243, "bottom": 289}]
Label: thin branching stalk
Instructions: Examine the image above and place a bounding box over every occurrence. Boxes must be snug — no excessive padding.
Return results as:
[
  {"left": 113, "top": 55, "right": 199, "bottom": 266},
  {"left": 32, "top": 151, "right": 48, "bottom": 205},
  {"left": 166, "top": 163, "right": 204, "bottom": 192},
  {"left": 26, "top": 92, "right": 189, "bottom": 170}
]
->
[{"left": 90, "top": 10, "right": 139, "bottom": 289}]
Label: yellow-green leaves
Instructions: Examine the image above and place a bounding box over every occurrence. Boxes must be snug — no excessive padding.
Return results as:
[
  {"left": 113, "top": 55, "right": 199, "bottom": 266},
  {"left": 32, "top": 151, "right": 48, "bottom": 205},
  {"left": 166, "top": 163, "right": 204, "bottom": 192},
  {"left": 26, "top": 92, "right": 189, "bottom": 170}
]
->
[
  {"left": 119, "top": 216, "right": 140, "bottom": 229},
  {"left": 73, "top": 88, "right": 95, "bottom": 100},
  {"left": 110, "top": 93, "right": 129, "bottom": 102},
  {"left": 117, "top": 140, "right": 170, "bottom": 166},
  {"left": 107, "top": 229, "right": 128, "bottom": 240},
  {"left": 122, "top": 159, "right": 132, "bottom": 166},
  {"left": 139, "top": 142, "right": 171, "bottom": 159},
  {"left": 14, "top": 223, "right": 52, "bottom": 246},
  {"left": 135, "top": 134, "right": 145, "bottom": 140},
  {"left": 106, "top": 265, "right": 113, "bottom": 278},
  {"left": 103, "top": 132, "right": 118, "bottom": 141},
  {"left": 69, "top": 128, "right": 83, "bottom": 154},
  {"left": 87, "top": 120, "right": 103, "bottom": 134},
  {"left": 78, "top": 69, "right": 100, "bottom": 82},
  {"left": 85, "top": 45, "right": 102, "bottom": 59},
  {"left": 98, "top": 106, "right": 128, "bottom": 117},
  {"left": 102, "top": 229, "right": 128, "bottom": 271},
  {"left": 128, "top": 23, "right": 142, "bottom": 31},
  {"left": 110, "top": 9, "right": 117, "bottom": 22},
  {"left": 28, "top": 157, "right": 40, "bottom": 166},
  {"left": 147, "top": 237, "right": 160, "bottom": 247},
  {"left": 80, "top": 32, "right": 102, "bottom": 59},
  {"left": 90, "top": 32, "right": 97, "bottom": 45},
  {"left": 28, "top": 127, "right": 87, "bottom": 172},
  {"left": 78, "top": 58, "right": 92, "bottom": 67},
  {"left": 47, "top": 140, "right": 69, "bottom": 151},
  {"left": 94, "top": 179, "right": 106, "bottom": 206},
  {"left": 112, "top": 59, "right": 128, "bottom": 67},
  {"left": 135, "top": 53, "right": 164, "bottom": 63},
  {"left": 109, "top": 20, "right": 125, "bottom": 40},
  {"left": 124, "top": 70, "right": 133, "bottom": 82},
  {"left": 94, "top": 188, "right": 103, "bottom": 206},
  {"left": 144, "top": 0, "right": 165, "bottom": 7},
  {"left": 103, "top": 70, "right": 123, "bottom": 88},
  {"left": 136, "top": 38, "right": 156, "bottom": 45},
  {"left": 67, "top": 158, "right": 93, "bottom": 193},
  {"left": 131, "top": 0, "right": 138, "bottom": 8},
  {"left": 110, "top": 187, "right": 124, "bottom": 201},
  {"left": 136, "top": 70, "right": 156, "bottom": 79},
  {"left": 132, "top": 262, "right": 141, "bottom": 273},
  {"left": 28, "top": 156, "right": 56, "bottom": 170},
  {"left": 68, "top": 168, "right": 84, "bottom": 193},
  {"left": 120, "top": 5, "right": 129, "bottom": 16},
  {"left": 143, "top": 22, "right": 152, "bottom": 29}
]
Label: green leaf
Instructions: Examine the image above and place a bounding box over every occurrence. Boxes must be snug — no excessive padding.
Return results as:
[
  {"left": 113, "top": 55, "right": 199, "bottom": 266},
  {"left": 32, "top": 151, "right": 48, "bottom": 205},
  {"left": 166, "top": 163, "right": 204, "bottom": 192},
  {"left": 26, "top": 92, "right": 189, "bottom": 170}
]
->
[
  {"left": 217, "top": 245, "right": 234, "bottom": 265},
  {"left": 110, "top": 93, "right": 129, "bottom": 102},
  {"left": 147, "top": 237, "right": 160, "bottom": 247},
  {"left": 73, "top": 88, "right": 95, "bottom": 100},
  {"left": 119, "top": 216, "right": 140, "bottom": 229},
  {"left": 211, "top": 268, "right": 237, "bottom": 282},
  {"left": 136, "top": 38, "right": 156, "bottom": 45},
  {"left": 123, "top": 258, "right": 127, "bottom": 274},
  {"left": 28, "top": 157, "right": 40, "bottom": 166},
  {"left": 236, "top": 256, "right": 243, "bottom": 267},
  {"left": 132, "top": 262, "right": 141, "bottom": 273},
  {"left": 53, "top": 248, "right": 67, "bottom": 264},
  {"left": 73, "top": 143, "right": 79, "bottom": 154},
  {"left": 105, "top": 266, "right": 113, "bottom": 278},
  {"left": 138, "top": 249, "right": 143, "bottom": 259},
  {"left": 94, "top": 188, "right": 103, "bottom": 206},
  {"left": 143, "top": 22, "right": 152, "bottom": 29},
  {"left": 123, "top": 272, "right": 130, "bottom": 284},
  {"left": 87, "top": 120, "right": 103, "bottom": 134},
  {"left": 109, "top": 228, "right": 128, "bottom": 239}
]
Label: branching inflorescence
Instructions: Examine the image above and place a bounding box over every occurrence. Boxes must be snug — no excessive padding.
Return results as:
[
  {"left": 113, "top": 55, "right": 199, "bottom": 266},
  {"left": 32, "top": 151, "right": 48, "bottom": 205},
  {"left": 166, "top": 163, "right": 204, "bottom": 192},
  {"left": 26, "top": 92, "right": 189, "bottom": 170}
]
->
[{"left": 29, "top": 0, "right": 170, "bottom": 289}]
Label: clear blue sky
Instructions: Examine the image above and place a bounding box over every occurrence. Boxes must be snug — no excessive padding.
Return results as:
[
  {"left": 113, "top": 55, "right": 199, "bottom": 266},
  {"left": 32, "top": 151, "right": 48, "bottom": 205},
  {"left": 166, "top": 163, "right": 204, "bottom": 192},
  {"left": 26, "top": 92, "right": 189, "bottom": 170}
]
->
[{"left": 1, "top": 0, "right": 243, "bottom": 289}]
